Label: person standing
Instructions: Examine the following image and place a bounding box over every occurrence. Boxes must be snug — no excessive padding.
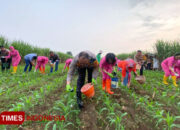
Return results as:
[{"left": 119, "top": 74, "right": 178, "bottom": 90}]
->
[
  {"left": 153, "top": 55, "right": 159, "bottom": 71},
  {"left": 161, "top": 53, "right": 180, "bottom": 87},
  {"left": 66, "top": 51, "right": 99, "bottom": 109},
  {"left": 147, "top": 57, "right": 152, "bottom": 70},
  {"left": 96, "top": 50, "right": 102, "bottom": 63},
  {"left": 134, "top": 50, "right": 144, "bottom": 75},
  {"left": 6, "top": 46, "right": 21, "bottom": 74},
  {"left": 49, "top": 51, "right": 60, "bottom": 73},
  {"left": 24, "top": 53, "right": 37, "bottom": 72},
  {"left": 100, "top": 53, "right": 117, "bottom": 94},
  {"left": 0, "top": 46, "right": 11, "bottom": 72}
]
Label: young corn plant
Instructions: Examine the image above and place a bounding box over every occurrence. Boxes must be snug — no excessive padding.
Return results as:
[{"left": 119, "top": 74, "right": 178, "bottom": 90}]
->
[
  {"left": 107, "top": 112, "right": 127, "bottom": 130},
  {"left": 164, "top": 112, "right": 180, "bottom": 130}
]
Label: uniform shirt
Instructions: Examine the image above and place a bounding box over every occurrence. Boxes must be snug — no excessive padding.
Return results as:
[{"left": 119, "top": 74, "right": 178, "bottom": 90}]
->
[
  {"left": 24, "top": 53, "right": 37, "bottom": 61},
  {"left": 162, "top": 56, "right": 178, "bottom": 67},
  {"left": 96, "top": 53, "right": 101, "bottom": 63},
  {"left": 134, "top": 54, "right": 144, "bottom": 63},
  {"left": 118, "top": 59, "right": 136, "bottom": 78},
  {"left": 67, "top": 51, "right": 98, "bottom": 82},
  {"left": 49, "top": 53, "right": 60, "bottom": 62},
  {"left": 0, "top": 49, "right": 10, "bottom": 58}
]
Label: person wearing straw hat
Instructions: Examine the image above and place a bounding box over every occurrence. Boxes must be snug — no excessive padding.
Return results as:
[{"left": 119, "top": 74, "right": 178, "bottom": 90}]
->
[
  {"left": 5, "top": 46, "right": 21, "bottom": 74},
  {"left": 100, "top": 53, "right": 117, "bottom": 94},
  {"left": 66, "top": 51, "right": 99, "bottom": 109},
  {"left": 63, "top": 58, "right": 73, "bottom": 72},
  {"left": 161, "top": 53, "right": 180, "bottom": 87},
  {"left": 0, "top": 46, "right": 11, "bottom": 72},
  {"left": 118, "top": 59, "right": 138, "bottom": 88},
  {"left": 24, "top": 53, "right": 37, "bottom": 72}
]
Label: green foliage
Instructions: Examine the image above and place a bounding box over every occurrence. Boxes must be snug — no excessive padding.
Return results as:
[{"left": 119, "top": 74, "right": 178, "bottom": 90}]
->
[
  {"left": 154, "top": 40, "right": 180, "bottom": 64},
  {"left": 117, "top": 52, "right": 136, "bottom": 60}
]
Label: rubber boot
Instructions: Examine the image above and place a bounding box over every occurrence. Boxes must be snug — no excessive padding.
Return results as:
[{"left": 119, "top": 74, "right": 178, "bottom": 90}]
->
[
  {"left": 77, "top": 92, "right": 84, "bottom": 109},
  {"left": 12, "top": 66, "right": 17, "bottom": 74},
  {"left": 172, "top": 76, "right": 178, "bottom": 87},
  {"left": 106, "top": 79, "right": 114, "bottom": 94},
  {"left": 42, "top": 67, "right": 45, "bottom": 74},
  {"left": 163, "top": 75, "right": 169, "bottom": 85},
  {"left": 39, "top": 67, "right": 43, "bottom": 74},
  {"left": 102, "top": 80, "right": 106, "bottom": 90}
]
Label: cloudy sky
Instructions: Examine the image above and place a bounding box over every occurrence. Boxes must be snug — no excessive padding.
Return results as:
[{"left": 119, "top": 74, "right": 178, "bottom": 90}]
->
[{"left": 0, "top": 0, "right": 180, "bottom": 55}]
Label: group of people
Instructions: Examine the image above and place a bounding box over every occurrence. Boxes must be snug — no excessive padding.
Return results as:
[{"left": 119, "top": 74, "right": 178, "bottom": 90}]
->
[
  {"left": 65, "top": 50, "right": 180, "bottom": 109},
  {"left": 0, "top": 46, "right": 61, "bottom": 74},
  {"left": 0, "top": 45, "right": 180, "bottom": 109}
]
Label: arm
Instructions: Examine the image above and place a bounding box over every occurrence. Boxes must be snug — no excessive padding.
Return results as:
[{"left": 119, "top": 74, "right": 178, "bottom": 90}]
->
[
  {"left": 133, "top": 64, "right": 138, "bottom": 76},
  {"left": 168, "top": 59, "right": 175, "bottom": 74},
  {"left": 64, "top": 62, "right": 67, "bottom": 69},
  {"left": 92, "top": 64, "right": 99, "bottom": 79},
  {"left": 5, "top": 52, "right": 11, "bottom": 59},
  {"left": 11, "top": 50, "right": 18, "bottom": 57},
  {"left": 121, "top": 66, "right": 126, "bottom": 82},
  {"left": 66, "top": 57, "right": 78, "bottom": 85}
]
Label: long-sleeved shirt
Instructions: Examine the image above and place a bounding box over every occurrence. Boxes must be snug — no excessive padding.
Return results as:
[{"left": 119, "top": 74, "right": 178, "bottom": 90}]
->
[
  {"left": 118, "top": 59, "right": 136, "bottom": 78},
  {"left": 134, "top": 54, "right": 144, "bottom": 64},
  {"left": 0, "top": 49, "right": 10, "bottom": 58},
  {"left": 6, "top": 46, "right": 21, "bottom": 66},
  {"left": 67, "top": 51, "right": 99, "bottom": 82},
  {"left": 49, "top": 53, "right": 60, "bottom": 63},
  {"left": 64, "top": 58, "right": 73, "bottom": 69},
  {"left": 96, "top": 53, "right": 101, "bottom": 63},
  {"left": 162, "top": 56, "right": 178, "bottom": 68},
  {"left": 24, "top": 53, "right": 37, "bottom": 61}
]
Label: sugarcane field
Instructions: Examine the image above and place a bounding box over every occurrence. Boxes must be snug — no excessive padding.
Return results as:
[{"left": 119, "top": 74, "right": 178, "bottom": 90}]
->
[{"left": 0, "top": 0, "right": 180, "bottom": 130}]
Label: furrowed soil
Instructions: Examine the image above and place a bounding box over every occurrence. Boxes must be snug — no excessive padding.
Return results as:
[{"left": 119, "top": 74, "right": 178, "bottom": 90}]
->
[{"left": 0, "top": 67, "right": 179, "bottom": 130}]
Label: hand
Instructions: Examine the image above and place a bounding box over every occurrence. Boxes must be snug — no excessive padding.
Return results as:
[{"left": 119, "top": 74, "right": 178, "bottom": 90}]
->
[
  {"left": 107, "top": 73, "right": 113, "bottom": 78},
  {"left": 66, "top": 84, "right": 74, "bottom": 92},
  {"left": 134, "top": 72, "right": 138, "bottom": 77},
  {"left": 175, "top": 73, "right": 179, "bottom": 77},
  {"left": 92, "top": 78, "right": 96, "bottom": 85},
  {"left": 127, "top": 82, "right": 131, "bottom": 88},
  {"left": 121, "top": 82, "right": 124, "bottom": 86}
]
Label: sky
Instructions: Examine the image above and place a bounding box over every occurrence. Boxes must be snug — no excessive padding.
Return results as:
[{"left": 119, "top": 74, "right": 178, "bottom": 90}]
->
[{"left": 0, "top": 0, "right": 180, "bottom": 56}]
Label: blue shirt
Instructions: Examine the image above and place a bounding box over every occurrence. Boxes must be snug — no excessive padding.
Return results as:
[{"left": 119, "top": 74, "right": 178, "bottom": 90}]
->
[{"left": 24, "top": 53, "right": 37, "bottom": 61}]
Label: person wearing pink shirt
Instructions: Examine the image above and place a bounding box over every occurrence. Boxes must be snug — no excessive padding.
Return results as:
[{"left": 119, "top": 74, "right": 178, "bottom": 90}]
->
[
  {"left": 174, "top": 60, "right": 180, "bottom": 80},
  {"left": 35, "top": 56, "right": 49, "bottom": 74},
  {"left": 161, "top": 53, "right": 180, "bottom": 87},
  {"left": 63, "top": 58, "right": 73, "bottom": 71},
  {"left": 100, "top": 53, "right": 117, "bottom": 94},
  {"left": 6, "top": 46, "right": 21, "bottom": 74}
]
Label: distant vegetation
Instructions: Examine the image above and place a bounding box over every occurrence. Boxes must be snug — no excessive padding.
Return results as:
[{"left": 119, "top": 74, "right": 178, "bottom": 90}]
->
[
  {"left": 0, "top": 36, "right": 72, "bottom": 62},
  {"left": 117, "top": 40, "right": 180, "bottom": 63}
]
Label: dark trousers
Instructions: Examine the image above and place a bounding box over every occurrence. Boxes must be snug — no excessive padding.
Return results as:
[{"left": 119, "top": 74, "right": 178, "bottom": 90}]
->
[
  {"left": 140, "top": 64, "right": 144, "bottom": 75},
  {"left": 147, "top": 63, "right": 152, "bottom": 70},
  {"left": 77, "top": 67, "right": 93, "bottom": 94},
  {"left": 50, "top": 61, "right": 59, "bottom": 73},
  {"left": 24, "top": 59, "right": 32, "bottom": 72},
  {"left": 1, "top": 58, "right": 11, "bottom": 72}
]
